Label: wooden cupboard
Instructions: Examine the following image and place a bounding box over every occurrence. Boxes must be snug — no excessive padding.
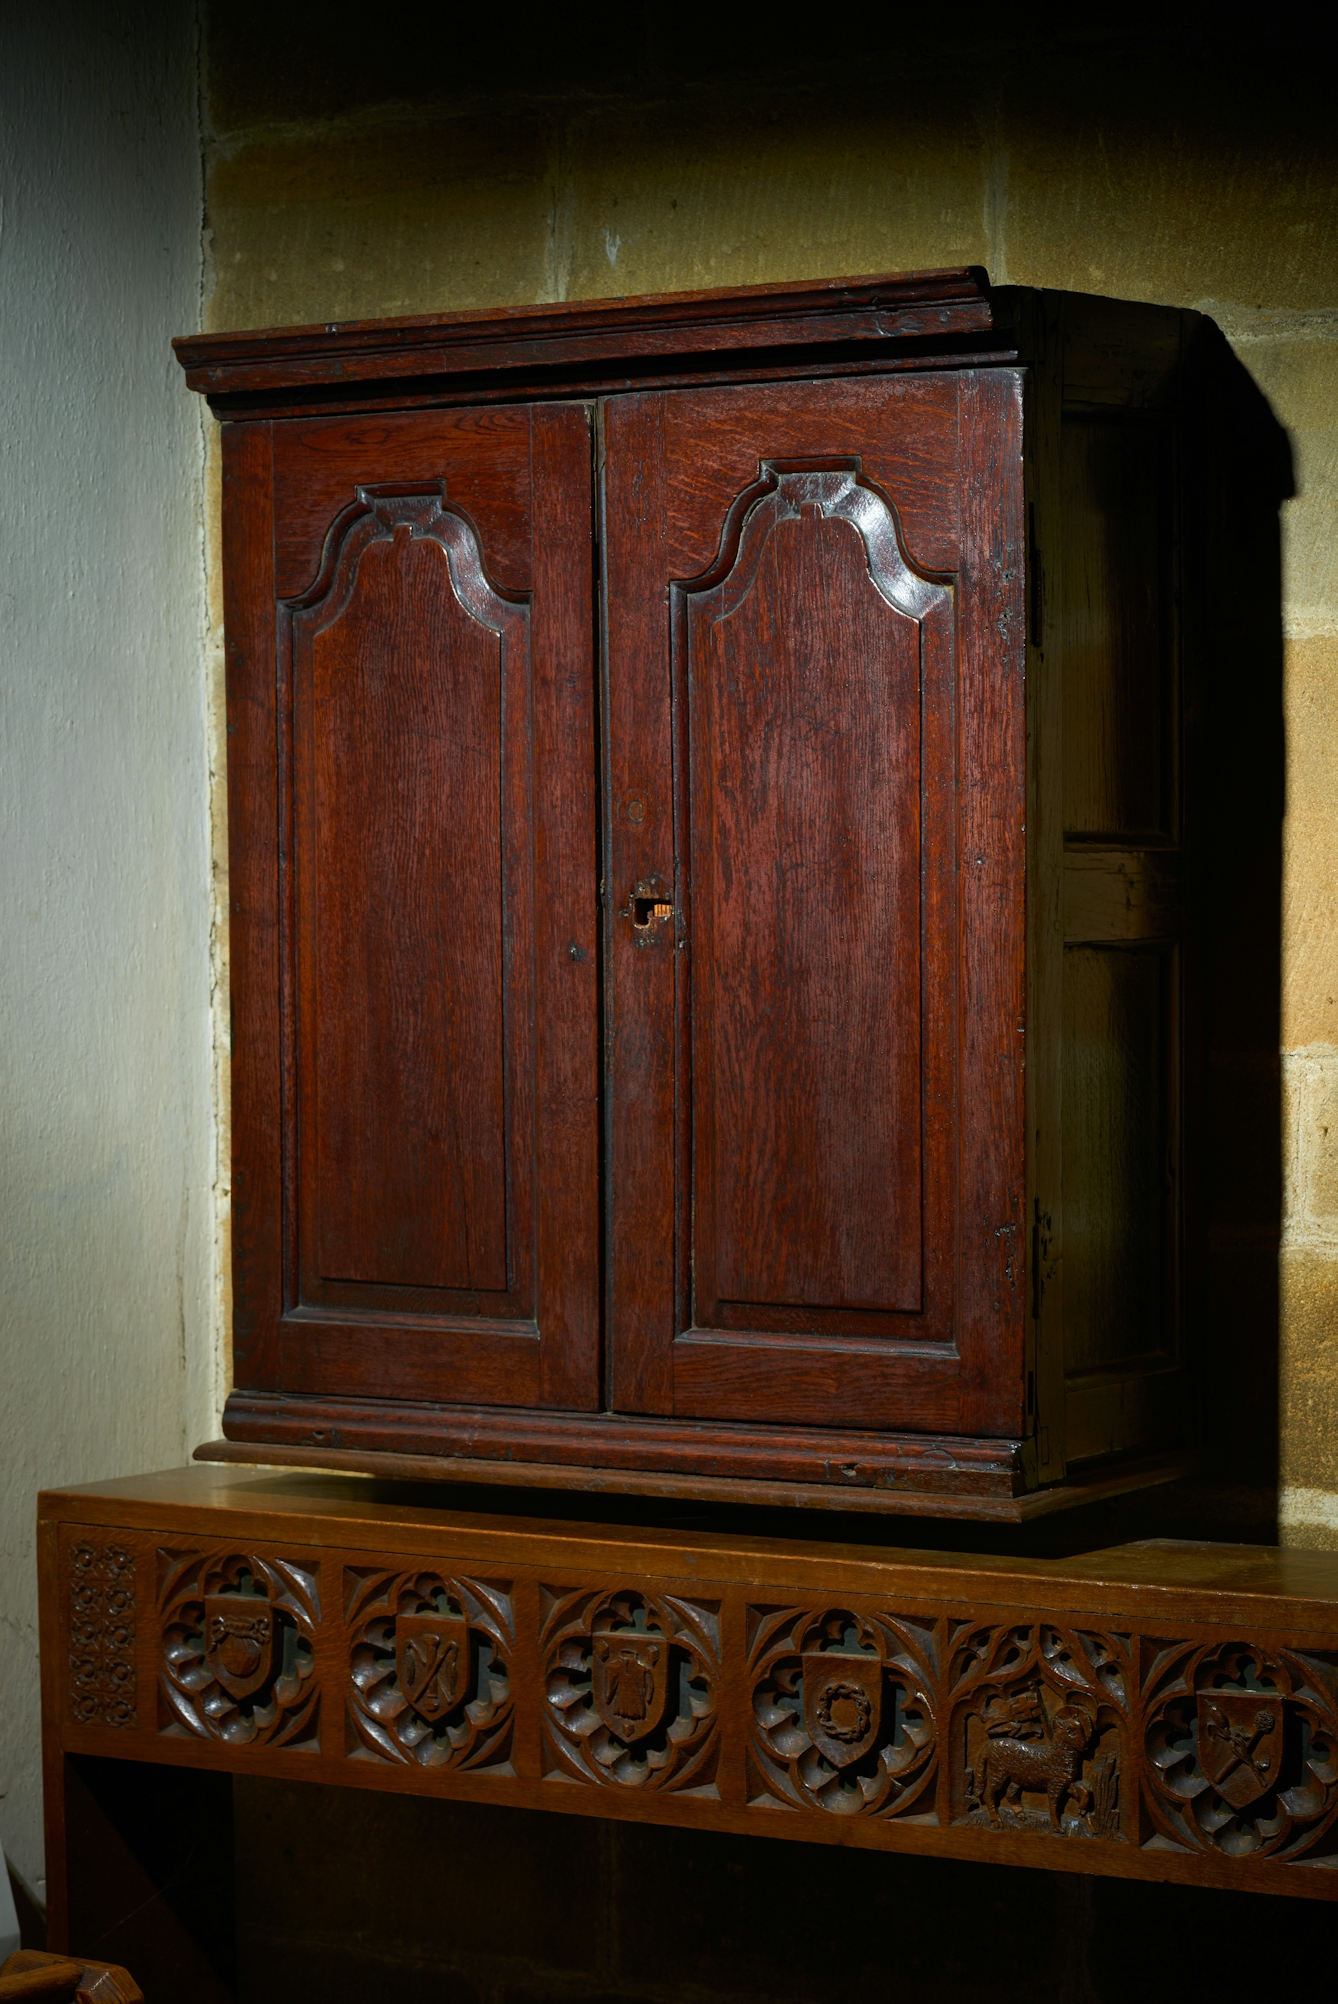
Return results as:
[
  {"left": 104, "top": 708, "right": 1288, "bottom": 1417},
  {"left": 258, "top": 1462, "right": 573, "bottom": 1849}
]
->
[{"left": 176, "top": 270, "right": 1214, "bottom": 1517}]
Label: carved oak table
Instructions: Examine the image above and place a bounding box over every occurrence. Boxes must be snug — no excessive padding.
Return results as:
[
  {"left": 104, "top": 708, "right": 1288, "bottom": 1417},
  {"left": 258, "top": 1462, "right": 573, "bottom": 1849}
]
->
[{"left": 39, "top": 1465, "right": 1338, "bottom": 1966}]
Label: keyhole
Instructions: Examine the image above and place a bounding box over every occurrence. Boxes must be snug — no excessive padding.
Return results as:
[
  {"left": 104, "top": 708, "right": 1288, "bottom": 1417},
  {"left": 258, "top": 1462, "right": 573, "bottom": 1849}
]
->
[{"left": 632, "top": 897, "right": 673, "bottom": 929}]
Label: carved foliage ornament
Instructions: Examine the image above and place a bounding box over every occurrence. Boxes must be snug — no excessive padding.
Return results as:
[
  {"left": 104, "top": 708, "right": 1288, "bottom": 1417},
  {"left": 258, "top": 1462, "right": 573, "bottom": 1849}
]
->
[
  {"left": 1143, "top": 1639, "right": 1338, "bottom": 1860},
  {"left": 543, "top": 1587, "right": 720, "bottom": 1792},
  {"left": 346, "top": 1567, "right": 514, "bottom": 1773},
  {"left": 68, "top": 1541, "right": 137, "bottom": 1729},
  {"left": 159, "top": 1549, "right": 319, "bottom": 1749},
  {"left": 949, "top": 1622, "right": 1130, "bottom": 1841},
  {"left": 749, "top": 1605, "right": 936, "bottom": 1817}
]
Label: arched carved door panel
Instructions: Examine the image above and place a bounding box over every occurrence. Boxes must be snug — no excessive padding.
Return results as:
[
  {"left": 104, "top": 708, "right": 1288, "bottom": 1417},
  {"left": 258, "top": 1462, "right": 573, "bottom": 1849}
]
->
[
  {"left": 603, "top": 377, "right": 1026, "bottom": 1434},
  {"left": 224, "top": 402, "right": 600, "bottom": 1412}
]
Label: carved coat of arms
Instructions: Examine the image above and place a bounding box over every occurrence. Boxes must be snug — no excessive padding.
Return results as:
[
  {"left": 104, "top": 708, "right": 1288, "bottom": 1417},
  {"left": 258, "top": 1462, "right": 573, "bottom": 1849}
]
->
[
  {"left": 802, "top": 1650, "right": 883, "bottom": 1768},
  {"left": 1197, "top": 1691, "right": 1284, "bottom": 1809},
  {"left": 592, "top": 1632, "right": 669, "bottom": 1744},
  {"left": 396, "top": 1610, "right": 467, "bottom": 1722},
  {"left": 204, "top": 1593, "right": 275, "bottom": 1701}
]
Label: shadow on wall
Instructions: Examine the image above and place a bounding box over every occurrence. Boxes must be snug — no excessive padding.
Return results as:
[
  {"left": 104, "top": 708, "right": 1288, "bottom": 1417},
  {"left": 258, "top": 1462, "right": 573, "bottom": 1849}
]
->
[{"left": 1183, "top": 322, "right": 1292, "bottom": 1486}]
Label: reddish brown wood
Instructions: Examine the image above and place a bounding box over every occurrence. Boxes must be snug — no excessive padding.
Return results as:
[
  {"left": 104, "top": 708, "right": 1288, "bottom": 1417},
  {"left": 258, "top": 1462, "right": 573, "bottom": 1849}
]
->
[
  {"left": 297, "top": 493, "right": 517, "bottom": 1300},
  {"left": 0, "top": 1955, "right": 142, "bottom": 2004},
  {"left": 227, "top": 402, "right": 600, "bottom": 1411},
  {"left": 175, "top": 270, "right": 995, "bottom": 415},
  {"left": 602, "top": 375, "right": 1024, "bottom": 1434},
  {"left": 955, "top": 368, "right": 1029, "bottom": 1438},
  {"left": 187, "top": 275, "right": 1224, "bottom": 1513},
  {"left": 213, "top": 1389, "right": 1030, "bottom": 1502},
  {"left": 35, "top": 1468, "right": 1338, "bottom": 1905},
  {"left": 221, "top": 422, "right": 280, "bottom": 1392}
]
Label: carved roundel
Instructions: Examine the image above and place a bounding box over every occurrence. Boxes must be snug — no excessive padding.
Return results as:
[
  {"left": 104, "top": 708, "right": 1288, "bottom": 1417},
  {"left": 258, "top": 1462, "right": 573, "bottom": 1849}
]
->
[
  {"left": 1143, "top": 1639, "right": 1338, "bottom": 1860},
  {"left": 749, "top": 1606, "right": 936, "bottom": 1817},
  {"left": 346, "top": 1568, "right": 514, "bottom": 1773},
  {"left": 542, "top": 1586, "right": 720, "bottom": 1792},
  {"left": 947, "top": 1622, "right": 1130, "bottom": 1842},
  {"left": 159, "top": 1548, "right": 319, "bottom": 1749}
]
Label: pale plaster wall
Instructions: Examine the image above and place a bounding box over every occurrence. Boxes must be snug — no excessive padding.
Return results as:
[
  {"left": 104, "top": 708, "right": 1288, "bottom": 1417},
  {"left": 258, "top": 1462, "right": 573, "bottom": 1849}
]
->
[
  {"left": 198, "top": 15, "right": 1338, "bottom": 1542},
  {"left": 0, "top": 3, "right": 212, "bottom": 1887}
]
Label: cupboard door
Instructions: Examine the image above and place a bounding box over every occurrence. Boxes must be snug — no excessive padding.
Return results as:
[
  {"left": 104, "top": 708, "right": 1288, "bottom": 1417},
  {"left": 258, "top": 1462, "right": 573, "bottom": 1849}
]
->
[
  {"left": 603, "top": 374, "right": 1026, "bottom": 1435},
  {"left": 224, "top": 402, "right": 599, "bottom": 1410}
]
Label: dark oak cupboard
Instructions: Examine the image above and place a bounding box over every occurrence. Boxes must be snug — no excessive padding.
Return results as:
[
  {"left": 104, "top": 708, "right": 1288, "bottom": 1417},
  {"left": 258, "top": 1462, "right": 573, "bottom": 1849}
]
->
[{"left": 176, "top": 271, "right": 1208, "bottom": 1518}]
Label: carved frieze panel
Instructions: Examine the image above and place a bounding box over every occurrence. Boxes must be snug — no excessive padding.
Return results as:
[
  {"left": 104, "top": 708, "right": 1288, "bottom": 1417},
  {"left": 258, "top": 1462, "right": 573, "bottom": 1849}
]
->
[
  {"left": 68, "top": 1540, "right": 137, "bottom": 1729},
  {"left": 747, "top": 1605, "right": 937, "bottom": 1817},
  {"left": 158, "top": 1549, "right": 319, "bottom": 1749},
  {"left": 948, "top": 1623, "right": 1131, "bottom": 1841},
  {"left": 542, "top": 1586, "right": 720, "bottom": 1793},
  {"left": 345, "top": 1567, "right": 514, "bottom": 1773},
  {"left": 1143, "top": 1639, "right": 1338, "bottom": 1861}
]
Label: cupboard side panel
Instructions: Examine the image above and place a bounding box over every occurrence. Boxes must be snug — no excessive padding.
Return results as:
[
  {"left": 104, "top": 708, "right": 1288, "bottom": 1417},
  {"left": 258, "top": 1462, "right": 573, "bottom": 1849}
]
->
[
  {"left": 956, "top": 369, "right": 1029, "bottom": 1437},
  {"left": 223, "top": 419, "right": 281, "bottom": 1390}
]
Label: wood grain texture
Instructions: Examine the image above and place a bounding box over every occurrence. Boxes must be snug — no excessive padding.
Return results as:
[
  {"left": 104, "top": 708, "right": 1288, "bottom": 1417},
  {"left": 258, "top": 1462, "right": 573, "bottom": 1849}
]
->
[
  {"left": 298, "top": 496, "right": 514, "bottom": 1295},
  {"left": 954, "top": 368, "right": 1028, "bottom": 1438},
  {"left": 1064, "top": 847, "right": 1181, "bottom": 943},
  {"left": 224, "top": 402, "right": 599, "bottom": 1413},
  {"left": 175, "top": 270, "right": 995, "bottom": 413},
  {"left": 215, "top": 1388, "right": 1026, "bottom": 1502},
  {"left": 221, "top": 422, "right": 280, "bottom": 1390},
  {"left": 198, "top": 278, "right": 1208, "bottom": 1509},
  {"left": 686, "top": 474, "right": 928, "bottom": 1320},
  {"left": 36, "top": 1468, "right": 1338, "bottom": 1903},
  {"left": 198, "top": 1437, "right": 1192, "bottom": 1522},
  {"left": 1061, "top": 416, "right": 1173, "bottom": 842},
  {"left": 603, "top": 375, "right": 1003, "bottom": 1436}
]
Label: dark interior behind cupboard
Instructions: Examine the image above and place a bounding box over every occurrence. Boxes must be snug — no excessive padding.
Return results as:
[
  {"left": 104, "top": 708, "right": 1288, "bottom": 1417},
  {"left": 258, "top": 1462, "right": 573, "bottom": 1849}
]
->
[{"left": 174, "top": 269, "right": 1270, "bottom": 1520}]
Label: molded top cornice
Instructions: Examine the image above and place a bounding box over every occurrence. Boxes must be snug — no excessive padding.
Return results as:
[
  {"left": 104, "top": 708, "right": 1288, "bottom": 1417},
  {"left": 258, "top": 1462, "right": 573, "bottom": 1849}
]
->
[{"left": 173, "top": 267, "right": 997, "bottom": 418}]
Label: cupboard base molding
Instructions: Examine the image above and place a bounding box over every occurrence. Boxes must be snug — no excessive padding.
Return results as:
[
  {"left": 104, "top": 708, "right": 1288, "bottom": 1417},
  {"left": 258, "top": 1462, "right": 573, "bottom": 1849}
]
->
[
  {"left": 38, "top": 1466, "right": 1338, "bottom": 1917},
  {"left": 200, "top": 1419, "right": 1194, "bottom": 1523},
  {"left": 217, "top": 1390, "right": 1030, "bottom": 1506}
]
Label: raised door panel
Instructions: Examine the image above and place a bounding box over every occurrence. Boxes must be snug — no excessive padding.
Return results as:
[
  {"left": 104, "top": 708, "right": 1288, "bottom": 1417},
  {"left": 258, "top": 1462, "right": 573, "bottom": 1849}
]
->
[
  {"left": 295, "top": 489, "right": 521, "bottom": 1304},
  {"left": 603, "top": 375, "right": 1027, "bottom": 1435},
  {"left": 224, "top": 405, "right": 599, "bottom": 1412}
]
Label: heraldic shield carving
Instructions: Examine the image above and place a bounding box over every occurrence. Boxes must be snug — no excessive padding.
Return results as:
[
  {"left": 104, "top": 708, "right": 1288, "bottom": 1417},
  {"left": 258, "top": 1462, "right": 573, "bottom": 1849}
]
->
[
  {"left": 159, "top": 1548, "right": 320, "bottom": 1749},
  {"left": 396, "top": 1609, "right": 467, "bottom": 1724},
  {"left": 1197, "top": 1691, "right": 1284, "bottom": 1811},
  {"left": 750, "top": 1605, "right": 936, "bottom": 1817},
  {"left": 543, "top": 1586, "right": 720, "bottom": 1791},
  {"left": 803, "top": 1627, "right": 884, "bottom": 1769},
  {"left": 591, "top": 1629, "right": 670, "bottom": 1745},
  {"left": 1144, "top": 1639, "right": 1338, "bottom": 1859},
  {"left": 345, "top": 1568, "right": 515, "bottom": 1773},
  {"left": 204, "top": 1591, "right": 275, "bottom": 1701}
]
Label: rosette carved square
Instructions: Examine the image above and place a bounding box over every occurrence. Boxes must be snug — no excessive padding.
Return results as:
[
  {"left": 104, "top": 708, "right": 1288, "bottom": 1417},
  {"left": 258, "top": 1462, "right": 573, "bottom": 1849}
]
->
[
  {"left": 67, "top": 1540, "right": 137, "bottom": 1729},
  {"left": 1142, "top": 1638, "right": 1338, "bottom": 1862},
  {"left": 948, "top": 1623, "right": 1130, "bottom": 1841},
  {"left": 541, "top": 1586, "right": 720, "bottom": 1793},
  {"left": 747, "top": 1604, "right": 937, "bottom": 1818},
  {"left": 345, "top": 1567, "right": 514, "bottom": 1773},
  {"left": 158, "top": 1548, "right": 320, "bottom": 1749}
]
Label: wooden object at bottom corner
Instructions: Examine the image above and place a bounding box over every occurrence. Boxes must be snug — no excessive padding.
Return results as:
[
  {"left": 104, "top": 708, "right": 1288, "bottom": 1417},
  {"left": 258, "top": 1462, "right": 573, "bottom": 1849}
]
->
[{"left": 0, "top": 1953, "right": 142, "bottom": 2004}]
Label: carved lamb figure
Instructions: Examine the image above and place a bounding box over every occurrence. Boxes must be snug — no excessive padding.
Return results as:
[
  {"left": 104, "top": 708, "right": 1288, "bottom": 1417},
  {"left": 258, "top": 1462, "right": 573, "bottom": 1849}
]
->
[{"left": 969, "top": 1702, "right": 1093, "bottom": 1830}]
